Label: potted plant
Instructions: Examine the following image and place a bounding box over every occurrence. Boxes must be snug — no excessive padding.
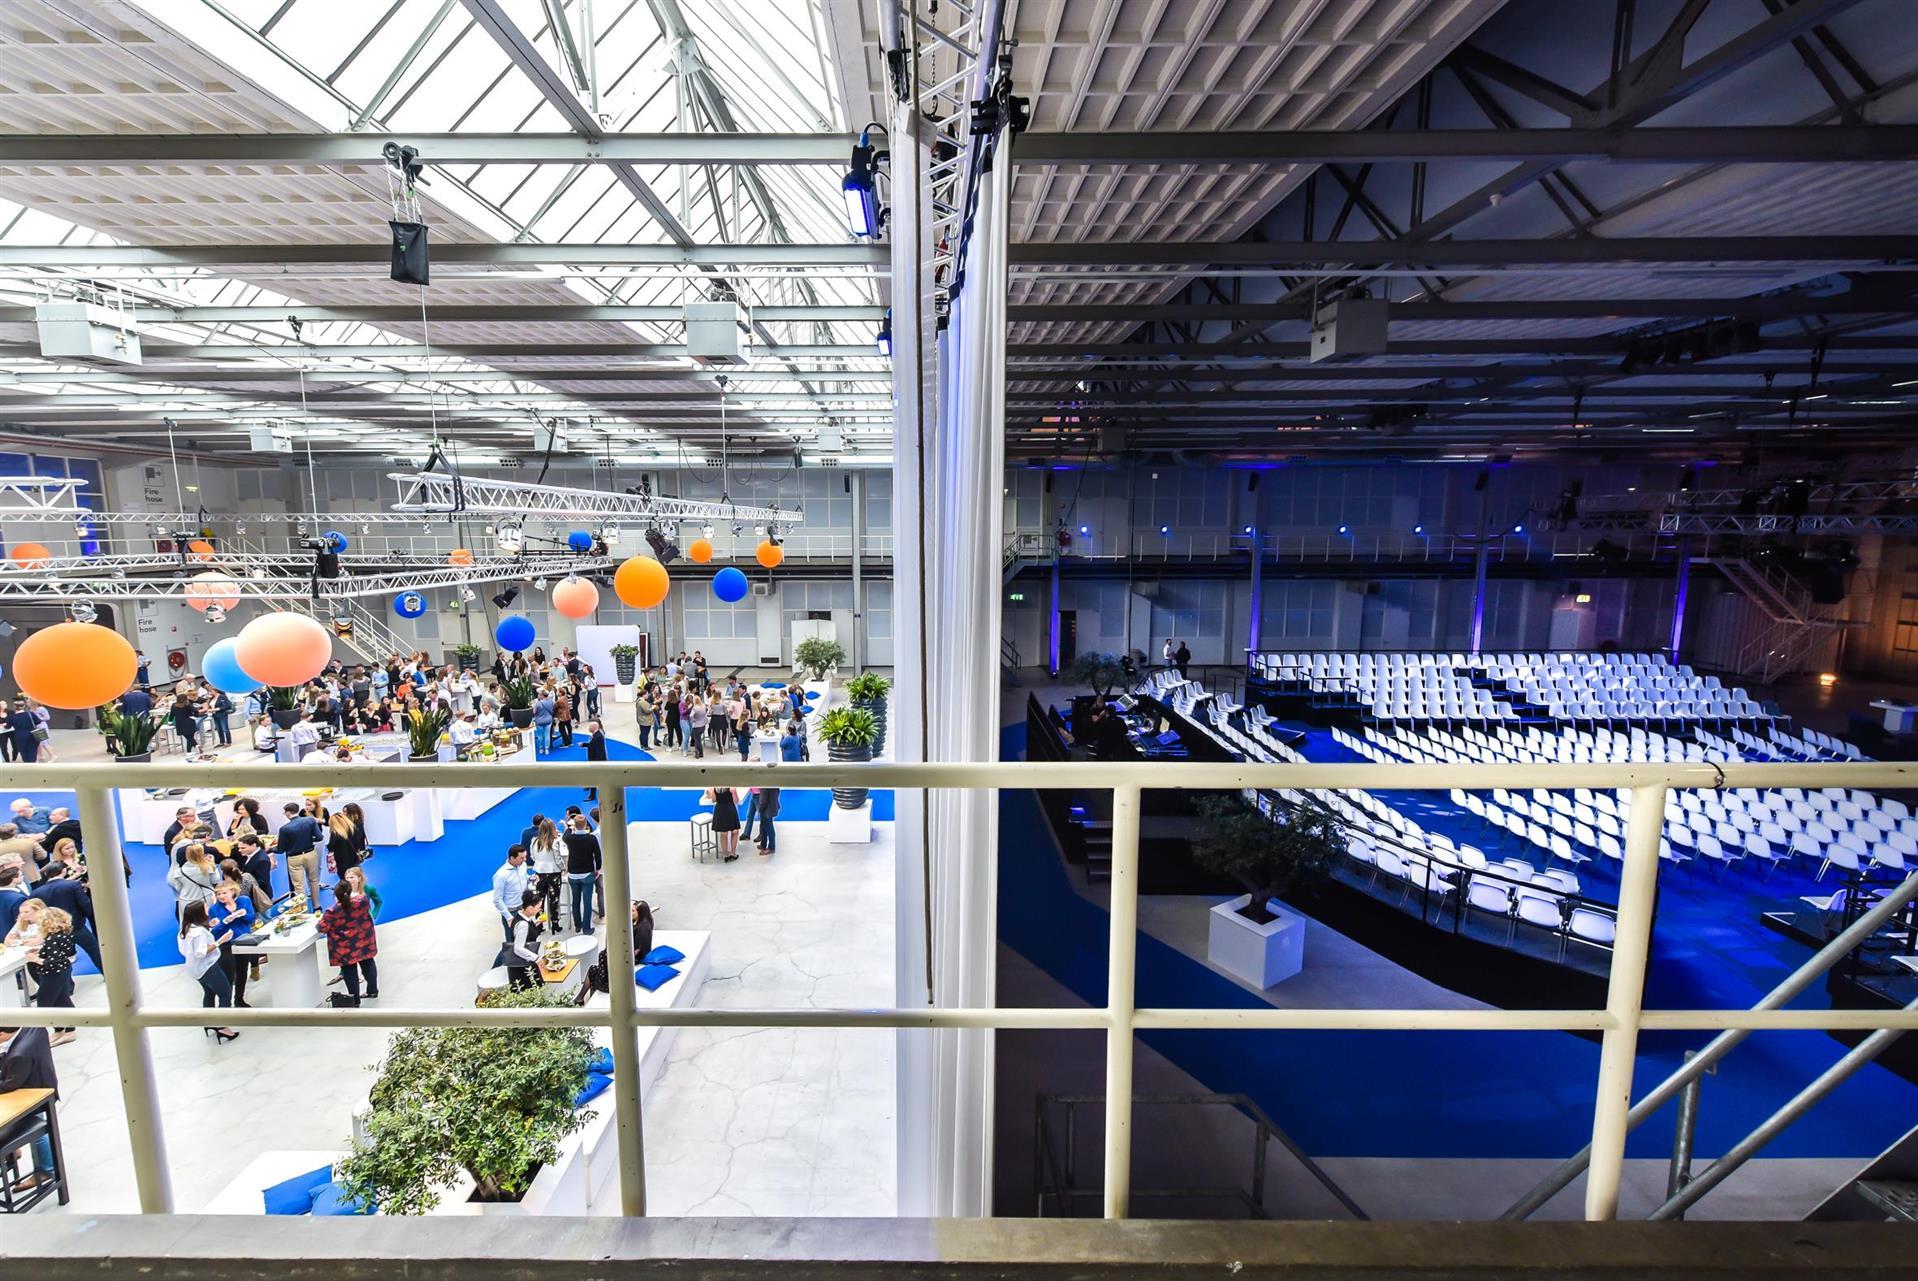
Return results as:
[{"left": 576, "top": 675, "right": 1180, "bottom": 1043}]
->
[
  {"left": 816, "top": 705, "right": 877, "bottom": 810},
  {"left": 845, "top": 672, "right": 891, "bottom": 757},
  {"left": 100, "top": 707, "right": 159, "bottom": 763},
  {"left": 454, "top": 642, "right": 484, "bottom": 672},
  {"left": 406, "top": 706, "right": 451, "bottom": 762},
  {"left": 1191, "top": 793, "right": 1343, "bottom": 989},
  {"left": 336, "top": 986, "right": 595, "bottom": 1214},
  {"left": 794, "top": 636, "right": 846, "bottom": 682},
  {"left": 1063, "top": 651, "right": 1129, "bottom": 699},
  {"left": 610, "top": 643, "right": 640, "bottom": 685},
  {"left": 502, "top": 675, "right": 537, "bottom": 729},
  {"left": 266, "top": 684, "right": 305, "bottom": 730}
]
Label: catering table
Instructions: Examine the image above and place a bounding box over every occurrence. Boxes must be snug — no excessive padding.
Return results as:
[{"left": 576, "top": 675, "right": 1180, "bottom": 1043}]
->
[
  {"left": 0, "top": 946, "right": 28, "bottom": 1007},
  {"left": 234, "top": 919, "right": 327, "bottom": 1009},
  {"left": 1870, "top": 700, "right": 1918, "bottom": 734}
]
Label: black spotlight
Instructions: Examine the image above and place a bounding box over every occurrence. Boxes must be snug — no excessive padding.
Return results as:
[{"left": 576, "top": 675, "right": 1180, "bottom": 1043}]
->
[
  {"left": 645, "top": 527, "right": 680, "bottom": 564},
  {"left": 492, "top": 585, "right": 520, "bottom": 609}
]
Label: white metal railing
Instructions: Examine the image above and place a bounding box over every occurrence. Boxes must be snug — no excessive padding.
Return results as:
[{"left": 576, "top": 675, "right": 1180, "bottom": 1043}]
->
[{"left": 6, "top": 756, "right": 1918, "bottom": 1224}]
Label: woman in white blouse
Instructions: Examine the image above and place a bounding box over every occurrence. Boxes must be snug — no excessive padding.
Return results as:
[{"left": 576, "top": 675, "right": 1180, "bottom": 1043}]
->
[
  {"left": 177, "top": 900, "right": 237, "bottom": 1042},
  {"left": 527, "top": 816, "right": 566, "bottom": 926},
  {"left": 166, "top": 843, "right": 222, "bottom": 921}
]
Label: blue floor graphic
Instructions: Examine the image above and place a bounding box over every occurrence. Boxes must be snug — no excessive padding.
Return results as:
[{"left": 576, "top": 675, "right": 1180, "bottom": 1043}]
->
[
  {"left": 25, "top": 736, "right": 891, "bottom": 974},
  {"left": 997, "top": 722, "right": 1918, "bottom": 1160}
]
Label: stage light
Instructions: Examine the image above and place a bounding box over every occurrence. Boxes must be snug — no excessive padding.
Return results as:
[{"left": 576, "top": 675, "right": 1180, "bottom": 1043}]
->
[
  {"left": 644, "top": 526, "right": 681, "bottom": 564},
  {"left": 1512, "top": 523, "right": 1525, "bottom": 533},
  {"left": 492, "top": 585, "right": 520, "bottom": 609},
  {"left": 203, "top": 604, "right": 226, "bottom": 623},
  {"left": 69, "top": 602, "right": 98, "bottom": 624},
  {"left": 1160, "top": 525, "right": 1170, "bottom": 535},
  {"left": 1414, "top": 524, "right": 1425, "bottom": 534},
  {"left": 842, "top": 133, "right": 881, "bottom": 238},
  {"left": 1078, "top": 525, "right": 1089, "bottom": 536},
  {"left": 876, "top": 309, "right": 892, "bottom": 358},
  {"left": 1337, "top": 524, "right": 1349, "bottom": 535},
  {"left": 459, "top": 586, "right": 476, "bottom": 603},
  {"left": 1243, "top": 525, "right": 1254, "bottom": 535}
]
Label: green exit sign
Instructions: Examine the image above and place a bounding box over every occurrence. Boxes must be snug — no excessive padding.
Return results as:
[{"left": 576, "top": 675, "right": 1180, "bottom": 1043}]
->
[{"left": 1008, "top": 592, "right": 1025, "bottom": 602}]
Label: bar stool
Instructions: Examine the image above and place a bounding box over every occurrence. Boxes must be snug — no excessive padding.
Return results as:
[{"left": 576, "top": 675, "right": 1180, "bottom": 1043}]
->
[{"left": 689, "top": 812, "right": 716, "bottom": 862}]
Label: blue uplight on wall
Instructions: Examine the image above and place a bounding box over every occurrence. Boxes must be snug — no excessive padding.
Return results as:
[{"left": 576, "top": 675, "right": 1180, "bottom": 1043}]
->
[
  {"left": 1243, "top": 525, "right": 1254, "bottom": 534},
  {"left": 1159, "top": 525, "right": 1170, "bottom": 535},
  {"left": 1414, "top": 524, "right": 1425, "bottom": 534},
  {"left": 1337, "top": 524, "right": 1350, "bottom": 535},
  {"left": 1513, "top": 523, "right": 1526, "bottom": 533},
  {"left": 1078, "top": 525, "right": 1089, "bottom": 535}
]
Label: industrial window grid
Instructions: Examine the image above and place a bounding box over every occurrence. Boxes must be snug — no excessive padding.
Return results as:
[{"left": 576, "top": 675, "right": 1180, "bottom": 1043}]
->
[{"left": 7, "top": 756, "right": 1917, "bottom": 1221}]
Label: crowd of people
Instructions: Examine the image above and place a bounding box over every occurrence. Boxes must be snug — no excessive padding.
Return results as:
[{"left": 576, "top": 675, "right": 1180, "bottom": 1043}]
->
[
  {"left": 0, "top": 797, "right": 98, "bottom": 1045},
  {"left": 631, "top": 652, "right": 809, "bottom": 765}
]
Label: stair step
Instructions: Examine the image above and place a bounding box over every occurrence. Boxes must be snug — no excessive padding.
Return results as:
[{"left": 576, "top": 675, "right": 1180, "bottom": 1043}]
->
[{"left": 1853, "top": 1179, "right": 1918, "bottom": 1221}]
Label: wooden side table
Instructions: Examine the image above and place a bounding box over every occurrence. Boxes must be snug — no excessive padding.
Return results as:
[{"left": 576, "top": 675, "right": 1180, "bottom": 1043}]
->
[{"left": 0, "top": 1087, "right": 68, "bottom": 1212}]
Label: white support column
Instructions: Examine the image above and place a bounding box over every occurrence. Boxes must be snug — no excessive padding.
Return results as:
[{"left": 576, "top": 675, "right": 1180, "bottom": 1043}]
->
[
  {"left": 1585, "top": 782, "right": 1667, "bottom": 1219},
  {"left": 595, "top": 774, "right": 647, "bottom": 1214},
  {"left": 851, "top": 469, "right": 866, "bottom": 672},
  {"left": 1102, "top": 784, "right": 1142, "bottom": 1218},
  {"left": 76, "top": 783, "right": 173, "bottom": 1212}
]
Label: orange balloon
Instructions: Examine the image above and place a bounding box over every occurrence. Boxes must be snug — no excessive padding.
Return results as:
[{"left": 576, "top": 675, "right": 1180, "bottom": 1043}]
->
[
  {"left": 755, "top": 540, "right": 784, "bottom": 569},
  {"left": 187, "top": 538, "right": 216, "bottom": 562},
  {"left": 552, "top": 576, "right": 600, "bottom": 619},
  {"left": 447, "top": 548, "right": 475, "bottom": 566},
  {"left": 14, "top": 622, "right": 138, "bottom": 709},
  {"left": 184, "top": 571, "right": 241, "bottom": 613},
  {"left": 234, "top": 612, "right": 333, "bottom": 687},
  {"left": 8, "top": 542, "right": 51, "bottom": 568},
  {"left": 687, "top": 538, "right": 714, "bottom": 564},
  {"left": 613, "top": 555, "right": 670, "bottom": 609}
]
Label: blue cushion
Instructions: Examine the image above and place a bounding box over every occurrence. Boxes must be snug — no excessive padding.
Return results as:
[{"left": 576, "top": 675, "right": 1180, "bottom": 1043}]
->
[
  {"left": 589, "top": 1047, "right": 615, "bottom": 1075},
  {"left": 642, "top": 945, "right": 685, "bottom": 965},
  {"left": 308, "top": 1181, "right": 373, "bottom": 1216},
  {"left": 262, "top": 1164, "right": 334, "bottom": 1215},
  {"left": 762, "top": 681, "right": 786, "bottom": 689},
  {"left": 634, "top": 962, "right": 680, "bottom": 992},
  {"left": 573, "top": 1071, "right": 612, "bottom": 1107}
]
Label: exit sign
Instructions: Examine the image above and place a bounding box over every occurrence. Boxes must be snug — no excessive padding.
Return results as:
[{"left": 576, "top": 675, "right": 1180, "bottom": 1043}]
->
[{"left": 1008, "top": 592, "right": 1025, "bottom": 602}]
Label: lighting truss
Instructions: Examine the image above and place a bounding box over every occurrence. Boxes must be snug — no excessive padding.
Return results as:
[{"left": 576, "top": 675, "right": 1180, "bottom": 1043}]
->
[
  {"left": 0, "top": 558, "right": 619, "bottom": 603},
  {"left": 1655, "top": 513, "right": 1918, "bottom": 535},
  {"left": 388, "top": 472, "right": 802, "bottom": 524},
  {"left": 0, "top": 476, "right": 89, "bottom": 516}
]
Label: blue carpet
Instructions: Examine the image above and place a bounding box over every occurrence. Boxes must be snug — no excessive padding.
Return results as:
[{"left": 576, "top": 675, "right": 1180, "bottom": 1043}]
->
[
  {"left": 40, "top": 736, "right": 892, "bottom": 973},
  {"left": 996, "top": 722, "right": 1918, "bottom": 1160}
]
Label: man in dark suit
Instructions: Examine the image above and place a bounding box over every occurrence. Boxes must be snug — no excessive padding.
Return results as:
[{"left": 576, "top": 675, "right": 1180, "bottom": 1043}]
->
[
  {"left": 40, "top": 807, "right": 81, "bottom": 855},
  {"left": 584, "top": 721, "right": 607, "bottom": 800},
  {"left": 159, "top": 805, "right": 196, "bottom": 853}
]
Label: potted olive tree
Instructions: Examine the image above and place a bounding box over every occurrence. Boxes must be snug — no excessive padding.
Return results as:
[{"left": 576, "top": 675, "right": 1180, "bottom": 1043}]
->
[
  {"left": 454, "top": 642, "right": 484, "bottom": 672},
  {"left": 406, "top": 706, "right": 451, "bottom": 762},
  {"left": 266, "top": 685, "right": 305, "bottom": 730},
  {"left": 1063, "top": 651, "right": 1128, "bottom": 699},
  {"left": 503, "top": 675, "right": 537, "bottom": 729},
  {"left": 1192, "top": 793, "right": 1343, "bottom": 989},
  {"left": 816, "top": 706, "right": 877, "bottom": 810},
  {"left": 794, "top": 636, "right": 846, "bottom": 683},
  {"left": 845, "top": 672, "right": 891, "bottom": 758},
  {"left": 337, "top": 986, "right": 595, "bottom": 1214},
  {"left": 100, "top": 706, "right": 159, "bottom": 763},
  {"left": 610, "top": 643, "right": 640, "bottom": 685}
]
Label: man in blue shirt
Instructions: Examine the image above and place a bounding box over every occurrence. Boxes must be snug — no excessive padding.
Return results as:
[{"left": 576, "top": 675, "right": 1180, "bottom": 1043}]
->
[
  {"left": 0, "top": 866, "right": 28, "bottom": 936},
  {"left": 119, "top": 685, "right": 154, "bottom": 718},
  {"left": 8, "top": 798, "right": 50, "bottom": 834},
  {"left": 491, "top": 845, "right": 530, "bottom": 942},
  {"left": 275, "top": 803, "right": 325, "bottom": 908},
  {"left": 780, "top": 722, "right": 804, "bottom": 762}
]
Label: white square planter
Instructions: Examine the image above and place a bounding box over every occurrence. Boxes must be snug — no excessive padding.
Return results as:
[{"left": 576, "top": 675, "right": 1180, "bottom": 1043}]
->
[{"left": 1207, "top": 895, "right": 1305, "bottom": 989}]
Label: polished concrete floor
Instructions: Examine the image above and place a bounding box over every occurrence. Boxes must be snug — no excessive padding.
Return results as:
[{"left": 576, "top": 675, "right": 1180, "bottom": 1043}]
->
[{"left": 22, "top": 816, "right": 895, "bottom": 1218}]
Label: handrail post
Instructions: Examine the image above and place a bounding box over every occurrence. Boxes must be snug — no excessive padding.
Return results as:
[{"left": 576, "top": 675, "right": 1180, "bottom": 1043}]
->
[
  {"left": 1102, "top": 783, "right": 1142, "bottom": 1218},
  {"left": 594, "top": 772, "right": 647, "bottom": 1214},
  {"left": 75, "top": 782, "right": 172, "bottom": 1212},
  {"left": 1584, "top": 781, "right": 1666, "bottom": 1219}
]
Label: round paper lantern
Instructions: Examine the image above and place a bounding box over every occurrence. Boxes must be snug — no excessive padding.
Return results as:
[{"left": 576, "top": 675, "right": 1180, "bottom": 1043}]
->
[
  {"left": 495, "top": 613, "right": 537, "bottom": 653},
  {"left": 755, "top": 540, "right": 784, "bottom": 569},
  {"left": 392, "top": 590, "right": 427, "bottom": 619},
  {"left": 447, "top": 548, "right": 475, "bottom": 566},
  {"left": 567, "top": 530, "right": 594, "bottom": 552},
  {"left": 234, "top": 612, "right": 332, "bottom": 687},
  {"left": 322, "top": 530, "right": 350, "bottom": 553},
  {"left": 712, "top": 566, "right": 749, "bottom": 603},
  {"left": 184, "top": 571, "right": 241, "bottom": 613},
  {"left": 613, "top": 555, "right": 670, "bottom": 609},
  {"left": 201, "top": 637, "right": 257, "bottom": 695},
  {"left": 687, "top": 538, "right": 714, "bottom": 564},
  {"left": 13, "top": 622, "right": 138, "bottom": 709},
  {"left": 186, "top": 538, "right": 217, "bottom": 562},
  {"left": 8, "top": 542, "right": 51, "bottom": 569},
  {"left": 552, "top": 576, "right": 599, "bottom": 620}
]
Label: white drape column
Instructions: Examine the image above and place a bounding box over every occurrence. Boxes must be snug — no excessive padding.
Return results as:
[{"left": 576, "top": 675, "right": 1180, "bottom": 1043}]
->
[{"left": 892, "top": 102, "right": 1008, "bottom": 1215}]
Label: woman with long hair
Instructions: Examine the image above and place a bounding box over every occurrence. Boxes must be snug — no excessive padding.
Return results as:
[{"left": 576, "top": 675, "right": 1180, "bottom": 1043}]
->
[
  {"left": 527, "top": 816, "right": 565, "bottom": 926},
  {"left": 29, "top": 906, "right": 77, "bottom": 1044},
  {"left": 178, "top": 900, "right": 237, "bottom": 1041},
  {"left": 207, "top": 879, "right": 255, "bottom": 1007},
  {"left": 167, "top": 843, "right": 221, "bottom": 920},
  {"left": 317, "top": 868, "right": 379, "bottom": 1005},
  {"left": 327, "top": 811, "right": 363, "bottom": 880}
]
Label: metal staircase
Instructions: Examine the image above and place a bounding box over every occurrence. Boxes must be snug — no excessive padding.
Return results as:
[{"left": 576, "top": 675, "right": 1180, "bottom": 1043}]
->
[
  {"left": 1004, "top": 530, "right": 1054, "bottom": 585},
  {"left": 267, "top": 593, "right": 416, "bottom": 665},
  {"left": 1701, "top": 557, "right": 1851, "bottom": 684}
]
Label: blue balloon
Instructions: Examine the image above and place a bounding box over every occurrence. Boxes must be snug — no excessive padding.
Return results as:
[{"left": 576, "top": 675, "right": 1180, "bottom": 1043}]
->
[
  {"left": 202, "top": 637, "right": 257, "bottom": 695},
  {"left": 323, "top": 530, "right": 350, "bottom": 553},
  {"left": 392, "top": 590, "right": 427, "bottom": 619},
  {"left": 567, "top": 530, "right": 594, "bottom": 552},
  {"left": 496, "top": 613, "right": 537, "bottom": 652},
  {"left": 712, "top": 567, "right": 749, "bottom": 602}
]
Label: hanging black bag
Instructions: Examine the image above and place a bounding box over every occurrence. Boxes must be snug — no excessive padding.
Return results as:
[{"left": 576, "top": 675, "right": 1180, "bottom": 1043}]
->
[{"left": 389, "top": 220, "right": 430, "bottom": 286}]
